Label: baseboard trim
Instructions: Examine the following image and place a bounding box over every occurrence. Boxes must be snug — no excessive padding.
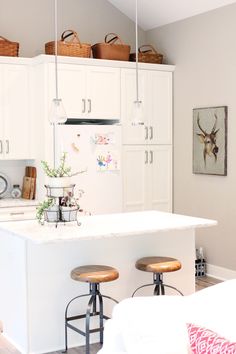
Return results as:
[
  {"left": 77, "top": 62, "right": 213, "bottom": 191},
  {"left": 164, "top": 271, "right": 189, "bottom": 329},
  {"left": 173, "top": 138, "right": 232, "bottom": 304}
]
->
[{"left": 207, "top": 263, "right": 236, "bottom": 281}]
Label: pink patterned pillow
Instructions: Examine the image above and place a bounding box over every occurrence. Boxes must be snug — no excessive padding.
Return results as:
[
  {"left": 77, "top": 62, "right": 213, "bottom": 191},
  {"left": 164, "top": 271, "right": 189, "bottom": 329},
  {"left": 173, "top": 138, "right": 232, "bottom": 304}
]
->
[{"left": 187, "top": 323, "right": 236, "bottom": 354}]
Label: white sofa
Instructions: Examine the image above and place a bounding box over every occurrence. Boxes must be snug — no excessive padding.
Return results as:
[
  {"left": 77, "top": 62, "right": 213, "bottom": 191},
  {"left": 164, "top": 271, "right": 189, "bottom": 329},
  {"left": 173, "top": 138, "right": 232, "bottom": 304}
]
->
[{"left": 97, "top": 279, "right": 236, "bottom": 354}]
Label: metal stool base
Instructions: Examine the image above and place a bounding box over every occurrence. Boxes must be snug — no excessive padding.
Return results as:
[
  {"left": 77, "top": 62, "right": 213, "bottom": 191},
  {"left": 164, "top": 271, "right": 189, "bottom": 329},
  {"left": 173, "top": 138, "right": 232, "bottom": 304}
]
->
[
  {"left": 132, "top": 272, "right": 184, "bottom": 297},
  {"left": 63, "top": 282, "right": 118, "bottom": 354}
]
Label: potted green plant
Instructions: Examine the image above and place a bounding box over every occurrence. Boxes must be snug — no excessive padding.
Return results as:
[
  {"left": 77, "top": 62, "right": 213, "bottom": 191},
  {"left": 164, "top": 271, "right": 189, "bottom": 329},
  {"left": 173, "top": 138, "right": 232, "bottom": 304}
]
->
[
  {"left": 36, "top": 198, "right": 59, "bottom": 224},
  {"left": 41, "top": 152, "right": 86, "bottom": 197}
]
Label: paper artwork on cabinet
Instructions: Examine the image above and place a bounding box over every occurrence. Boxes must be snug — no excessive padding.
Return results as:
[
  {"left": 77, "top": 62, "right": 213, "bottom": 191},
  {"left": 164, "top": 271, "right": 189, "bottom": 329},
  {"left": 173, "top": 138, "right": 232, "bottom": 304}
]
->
[
  {"left": 96, "top": 150, "right": 120, "bottom": 171},
  {"left": 92, "top": 132, "right": 115, "bottom": 145}
]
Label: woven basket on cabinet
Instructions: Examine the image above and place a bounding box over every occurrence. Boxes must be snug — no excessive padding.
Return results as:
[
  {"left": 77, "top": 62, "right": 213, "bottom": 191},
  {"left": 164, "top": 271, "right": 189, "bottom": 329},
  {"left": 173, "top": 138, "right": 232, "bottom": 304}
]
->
[
  {"left": 0, "top": 36, "right": 19, "bottom": 57},
  {"left": 45, "top": 30, "right": 91, "bottom": 58},
  {"left": 130, "top": 45, "right": 163, "bottom": 64}
]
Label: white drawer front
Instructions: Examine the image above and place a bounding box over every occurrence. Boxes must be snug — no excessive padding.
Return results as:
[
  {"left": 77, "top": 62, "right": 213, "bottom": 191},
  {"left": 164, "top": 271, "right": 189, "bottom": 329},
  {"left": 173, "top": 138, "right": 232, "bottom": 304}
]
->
[{"left": 0, "top": 206, "right": 37, "bottom": 221}]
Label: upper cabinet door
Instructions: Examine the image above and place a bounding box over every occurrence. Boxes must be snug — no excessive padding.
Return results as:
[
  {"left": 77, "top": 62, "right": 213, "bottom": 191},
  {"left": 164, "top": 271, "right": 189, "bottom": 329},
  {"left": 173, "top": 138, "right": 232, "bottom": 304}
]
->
[
  {"left": 48, "top": 64, "right": 120, "bottom": 120},
  {"left": 121, "top": 68, "right": 148, "bottom": 144},
  {"left": 86, "top": 66, "right": 120, "bottom": 120},
  {"left": 148, "top": 71, "right": 172, "bottom": 145},
  {"left": 48, "top": 63, "right": 86, "bottom": 119},
  {"left": 121, "top": 68, "right": 173, "bottom": 145},
  {"left": 2, "top": 64, "right": 30, "bottom": 159}
]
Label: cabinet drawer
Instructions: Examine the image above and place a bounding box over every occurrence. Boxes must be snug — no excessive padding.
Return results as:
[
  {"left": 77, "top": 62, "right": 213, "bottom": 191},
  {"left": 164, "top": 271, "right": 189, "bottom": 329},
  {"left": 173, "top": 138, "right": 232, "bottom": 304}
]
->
[{"left": 0, "top": 206, "right": 37, "bottom": 221}]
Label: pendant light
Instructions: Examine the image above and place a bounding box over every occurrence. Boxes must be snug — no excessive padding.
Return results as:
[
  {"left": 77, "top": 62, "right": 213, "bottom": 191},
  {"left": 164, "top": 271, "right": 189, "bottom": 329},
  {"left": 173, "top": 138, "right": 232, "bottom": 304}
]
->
[
  {"left": 131, "top": 0, "right": 144, "bottom": 126},
  {"left": 49, "top": 0, "right": 67, "bottom": 168}
]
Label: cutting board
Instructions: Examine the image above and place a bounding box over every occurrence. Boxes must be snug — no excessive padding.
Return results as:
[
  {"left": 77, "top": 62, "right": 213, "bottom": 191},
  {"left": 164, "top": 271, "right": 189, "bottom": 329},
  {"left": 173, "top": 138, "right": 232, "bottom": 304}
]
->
[{"left": 22, "top": 166, "right": 37, "bottom": 199}]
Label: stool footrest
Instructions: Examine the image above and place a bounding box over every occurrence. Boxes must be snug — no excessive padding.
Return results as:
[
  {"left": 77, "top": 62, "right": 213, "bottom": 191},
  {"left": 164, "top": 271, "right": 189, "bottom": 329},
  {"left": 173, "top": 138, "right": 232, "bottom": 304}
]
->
[
  {"left": 67, "top": 322, "right": 105, "bottom": 337},
  {"left": 67, "top": 313, "right": 110, "bottom": 322}
]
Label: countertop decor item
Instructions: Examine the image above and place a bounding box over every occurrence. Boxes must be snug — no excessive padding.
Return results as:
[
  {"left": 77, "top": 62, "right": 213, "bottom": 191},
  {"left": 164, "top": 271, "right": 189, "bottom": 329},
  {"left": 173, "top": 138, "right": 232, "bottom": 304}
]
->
[
  {"left": 0, "top": 36, "right": 19, "bottom": 56},
  {"left": 0, "top": 173, "right": 11, "bottom": 199},
  {"left": 38, "top": 152, "right": 85, "bottom": 226},
  {"left": 22, "top": 166, "right": 37, "bottom": 200},
  {"left": 11, "top": 184, "right": 22, "bottom": 199}
]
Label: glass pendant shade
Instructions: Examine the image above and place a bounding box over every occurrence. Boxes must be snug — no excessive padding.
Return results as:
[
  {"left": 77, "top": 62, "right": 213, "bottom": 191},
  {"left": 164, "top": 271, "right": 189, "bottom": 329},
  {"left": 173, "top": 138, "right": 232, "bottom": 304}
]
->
[
  {"left": 131, "top": 100, "right": 144, "bottom": 126},
  {"left": 49, "top": 98, "right": 67, "bottom": 124}
]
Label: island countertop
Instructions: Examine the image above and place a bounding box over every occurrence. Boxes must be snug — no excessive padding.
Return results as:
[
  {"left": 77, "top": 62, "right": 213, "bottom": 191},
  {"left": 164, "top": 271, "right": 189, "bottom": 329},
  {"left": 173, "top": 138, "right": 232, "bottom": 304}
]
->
[{"left": 0, "top": 210, "right": 217, "bottom": 244}]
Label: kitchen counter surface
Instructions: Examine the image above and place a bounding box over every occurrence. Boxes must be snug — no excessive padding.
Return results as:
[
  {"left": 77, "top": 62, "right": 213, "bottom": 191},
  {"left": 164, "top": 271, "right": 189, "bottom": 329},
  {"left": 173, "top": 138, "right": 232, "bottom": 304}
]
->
[{"left": 0, "top": 210, "right": 217, "bottom": 244}]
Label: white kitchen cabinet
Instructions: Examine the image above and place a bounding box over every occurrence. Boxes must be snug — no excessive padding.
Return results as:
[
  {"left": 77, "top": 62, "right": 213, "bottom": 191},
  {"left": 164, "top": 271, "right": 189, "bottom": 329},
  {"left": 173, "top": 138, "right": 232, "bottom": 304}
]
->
[
  {"left": 121, "top": 68, "right": 172, "bottom": 145},
  {"left": 123, "top": 145, "right": 172, "bottom": 212},
  {"left": 48, "top": 63, "right": 120, "bottom": 120},
  {"left": 0, "top": 63, "right": 31, "bottom": 159}
]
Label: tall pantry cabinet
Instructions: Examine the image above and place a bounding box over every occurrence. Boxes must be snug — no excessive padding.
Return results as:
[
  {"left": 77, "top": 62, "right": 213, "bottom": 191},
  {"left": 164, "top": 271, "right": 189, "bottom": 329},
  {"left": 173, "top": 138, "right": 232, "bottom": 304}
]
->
[{"left": 121, "top": 65, "right": 174, "bottom": 212}]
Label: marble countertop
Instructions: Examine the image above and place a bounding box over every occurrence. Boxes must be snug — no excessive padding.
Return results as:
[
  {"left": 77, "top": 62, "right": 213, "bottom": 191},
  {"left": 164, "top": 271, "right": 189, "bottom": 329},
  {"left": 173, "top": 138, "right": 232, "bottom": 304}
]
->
[{"left": 0, "top": 210, "right": 217, "bottom": 244}]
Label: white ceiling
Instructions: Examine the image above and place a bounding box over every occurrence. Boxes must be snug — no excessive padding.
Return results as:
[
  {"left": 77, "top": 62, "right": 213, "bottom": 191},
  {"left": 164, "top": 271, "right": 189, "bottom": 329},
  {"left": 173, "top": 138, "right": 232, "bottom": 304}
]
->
[{"left": 107, "top": 0, "right": 236, "bottom": 30}]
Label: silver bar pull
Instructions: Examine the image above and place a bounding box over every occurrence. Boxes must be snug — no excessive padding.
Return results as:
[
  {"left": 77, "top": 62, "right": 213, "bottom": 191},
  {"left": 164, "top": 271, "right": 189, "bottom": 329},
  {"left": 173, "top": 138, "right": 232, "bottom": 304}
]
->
[
  {"left": 88, "top": 99, "right": 92, "bottom": 113},
  {"left": 82, "top": 98, "right": 86, "bottom": 113},
  {"left": 0, "top": 140, "right": 2, "bottom": 154},
  {"left": 145, "top": 150, "right": 148, "bottom": 164},
  {"left": 145, "top": 126, "right": 148, "bottom": 140},
  {"left": 10, "top": 212, "right": 24, "bottom": 216},
  {"left": 150, "top": 150, "right": 153, "bottom": 164},
  {"left": 149, "top": 126, "right": 153, "bottom": 140},
  {"left": 6, "top": 140, "right": 9, "bottom": 154}
]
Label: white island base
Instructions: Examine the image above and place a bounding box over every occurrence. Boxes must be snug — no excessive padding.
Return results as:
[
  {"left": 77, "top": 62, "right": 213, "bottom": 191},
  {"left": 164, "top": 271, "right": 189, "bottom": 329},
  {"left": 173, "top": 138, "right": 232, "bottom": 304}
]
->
[{"left": 0, "top": 211, "right": 216, "bottom": 354}]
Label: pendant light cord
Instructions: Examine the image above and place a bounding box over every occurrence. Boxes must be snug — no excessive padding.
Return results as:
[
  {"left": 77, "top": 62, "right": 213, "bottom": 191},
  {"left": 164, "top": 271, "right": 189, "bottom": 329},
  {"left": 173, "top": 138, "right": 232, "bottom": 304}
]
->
[
  {"left": 54, "top": 0, "right": 59, "bottom": 100},
  {"left": 53, "top": 0, "right": 58, "bottom": 168},
  {"left": 135, "top": 0, "right": 140, "bottom": 104}
]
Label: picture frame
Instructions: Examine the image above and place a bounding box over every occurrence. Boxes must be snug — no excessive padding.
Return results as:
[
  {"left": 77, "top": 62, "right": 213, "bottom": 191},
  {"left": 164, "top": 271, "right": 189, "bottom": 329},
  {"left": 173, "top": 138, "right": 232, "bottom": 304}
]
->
[{"left": 193, "top": 106, "right": 227, "bottom": 176}]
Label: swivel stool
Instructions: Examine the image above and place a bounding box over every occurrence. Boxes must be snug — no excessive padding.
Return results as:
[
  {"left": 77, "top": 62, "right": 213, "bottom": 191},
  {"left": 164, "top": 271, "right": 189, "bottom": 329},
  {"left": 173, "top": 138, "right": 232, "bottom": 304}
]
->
[
  {"left": 63, "top": 265, "right": 119, "bottom": 354},
  {"left": 132, "top": 256, "right": 183, "bottom": 296}
]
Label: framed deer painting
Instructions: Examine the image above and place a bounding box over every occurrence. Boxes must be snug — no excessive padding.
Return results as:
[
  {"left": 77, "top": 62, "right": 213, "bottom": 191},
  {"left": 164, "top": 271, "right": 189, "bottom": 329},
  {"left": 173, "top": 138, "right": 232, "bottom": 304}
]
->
[{"left": 193, "top": 106, "right": 227, "bottom": 175}]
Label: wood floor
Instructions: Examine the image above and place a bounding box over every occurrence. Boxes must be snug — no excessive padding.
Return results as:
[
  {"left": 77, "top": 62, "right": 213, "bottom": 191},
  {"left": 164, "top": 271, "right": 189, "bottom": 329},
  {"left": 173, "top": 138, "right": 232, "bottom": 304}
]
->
[{"left": 0, "top": 276, "right": 222, "bottom": 354}]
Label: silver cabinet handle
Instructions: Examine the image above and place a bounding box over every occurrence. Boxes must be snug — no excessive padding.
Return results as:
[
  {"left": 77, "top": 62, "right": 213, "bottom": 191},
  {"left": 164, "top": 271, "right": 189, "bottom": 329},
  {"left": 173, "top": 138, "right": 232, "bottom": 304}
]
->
[
  {"left": 6, "top": 140, "right": 9, "bottom": 154},
  {"left": 88, "top": 99, "right": 92, "bottom": 113},
  {"left": 145, "top": 126, "right": 148, "bottom": 140},
  {"left": 149, "top": 126, "right": 153, "bottom": 140},
  {"left": 150, "top": 150, "right": 153, "bottom": 164},
  {"left": 10, "top": 212, "right": 24, "bottom": 216},
  {"left": 0, "top": 140, "right": 2, "bottom": 154},
  {"left": 82, "top": 98, "right": 86, "bottom": 113},
  {"left": 145, "top": 150, "right": 148, "bottom": 164}
]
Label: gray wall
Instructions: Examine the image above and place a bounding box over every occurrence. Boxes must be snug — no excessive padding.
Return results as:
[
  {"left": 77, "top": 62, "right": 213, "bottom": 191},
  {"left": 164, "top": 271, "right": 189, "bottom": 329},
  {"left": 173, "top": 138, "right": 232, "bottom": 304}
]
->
[
  {"left": 0, "top": 0, "right": 145, "bottom": 57},
  {"left": 147, "top": 3, "right": 236, "bottom": 271}
]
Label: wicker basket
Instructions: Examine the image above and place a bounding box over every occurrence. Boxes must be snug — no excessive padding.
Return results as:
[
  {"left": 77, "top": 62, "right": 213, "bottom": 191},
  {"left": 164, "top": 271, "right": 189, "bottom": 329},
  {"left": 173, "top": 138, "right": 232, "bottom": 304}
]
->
[
  {"left": 45, "top": 30, "right": 91, "bottom": 58},
  {"left": 92, "top": 33, "right": 131, "bottom": 61},
  {"left": 0, "top": 36, "right": 19, "bottom": 57},
  {"left": 130, "top": 45, "right": 163, "bottom": 64}
]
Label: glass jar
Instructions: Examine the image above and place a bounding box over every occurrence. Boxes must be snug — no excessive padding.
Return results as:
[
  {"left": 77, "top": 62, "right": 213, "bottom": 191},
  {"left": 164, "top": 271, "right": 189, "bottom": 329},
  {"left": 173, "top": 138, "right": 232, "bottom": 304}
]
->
[{"left": 11, "top": 184, "right": 22, "bottom": 199}]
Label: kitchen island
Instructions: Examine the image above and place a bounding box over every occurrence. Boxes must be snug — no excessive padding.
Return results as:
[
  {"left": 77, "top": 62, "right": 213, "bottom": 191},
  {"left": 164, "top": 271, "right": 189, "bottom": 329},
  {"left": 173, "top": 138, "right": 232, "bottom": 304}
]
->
[{"left": 0, "top": 211, "right": 216, "bottom": 354}]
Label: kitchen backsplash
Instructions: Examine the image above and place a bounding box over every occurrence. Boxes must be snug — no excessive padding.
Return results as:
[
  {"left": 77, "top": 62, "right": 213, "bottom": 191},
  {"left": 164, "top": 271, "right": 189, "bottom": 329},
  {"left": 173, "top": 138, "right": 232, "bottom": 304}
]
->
[{"left": 0, "top": 160, "right": 35, "bottom": 198}]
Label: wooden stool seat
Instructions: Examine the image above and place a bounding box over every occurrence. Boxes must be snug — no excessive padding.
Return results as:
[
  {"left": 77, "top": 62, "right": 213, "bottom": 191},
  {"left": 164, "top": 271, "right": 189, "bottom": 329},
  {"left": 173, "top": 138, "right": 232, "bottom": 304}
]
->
[
  {"left": 71, "top": 265, "right": 119, "bottom": 283},
  {"left": 132, "top": 256, "right": 183, "bottom": 297},
  {"left": 135, "top": 256, "right": 182, "bottom": 274}
]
